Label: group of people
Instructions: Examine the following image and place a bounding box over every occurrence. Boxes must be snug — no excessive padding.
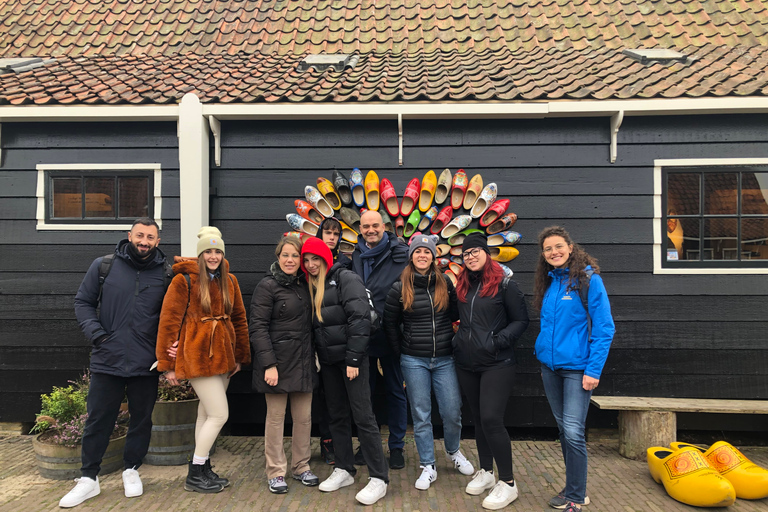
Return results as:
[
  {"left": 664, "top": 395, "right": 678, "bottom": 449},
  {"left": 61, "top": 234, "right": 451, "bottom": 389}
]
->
[{"left": 61, "top": 211, "right": 615, "bottom": 512}]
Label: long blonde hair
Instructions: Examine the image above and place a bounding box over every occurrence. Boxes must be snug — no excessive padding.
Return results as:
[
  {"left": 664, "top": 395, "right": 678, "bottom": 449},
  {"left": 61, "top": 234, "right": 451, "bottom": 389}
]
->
[
  {"left": 197, "top": 252, "right": 232, "bottom": 315},
  {"left": 305, "top": 260, "right": 328, "bottom": 323}
]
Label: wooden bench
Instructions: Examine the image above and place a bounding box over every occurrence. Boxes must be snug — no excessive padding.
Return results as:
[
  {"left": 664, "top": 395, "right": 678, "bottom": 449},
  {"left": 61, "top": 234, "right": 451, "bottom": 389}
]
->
[{"left": 590, "top": 396, "right": 768, "bottom": 460}]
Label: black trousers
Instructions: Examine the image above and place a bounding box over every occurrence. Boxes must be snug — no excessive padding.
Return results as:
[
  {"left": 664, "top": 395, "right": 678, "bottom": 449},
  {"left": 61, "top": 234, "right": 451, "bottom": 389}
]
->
[
  {"left": 80, "top": 372, "right": 159, "bottom": 479},
  {"left": 320, "top": 357, "right": 389, "bottom": 482},
  {"left": 455, "top": 365, "right": 516, "bottom": 482}
]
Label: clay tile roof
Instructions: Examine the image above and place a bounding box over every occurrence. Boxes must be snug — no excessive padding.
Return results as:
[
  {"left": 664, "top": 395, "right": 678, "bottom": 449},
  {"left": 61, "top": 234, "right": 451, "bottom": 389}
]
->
[{"left": 1, "top": 0, "right": 768, "bottom": 104}]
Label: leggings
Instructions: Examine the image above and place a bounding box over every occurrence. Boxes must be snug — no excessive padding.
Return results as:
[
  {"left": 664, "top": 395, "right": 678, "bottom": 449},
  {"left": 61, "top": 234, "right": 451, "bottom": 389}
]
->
[
  {"left": 189, "top": 374, "right": 230, "bottom": 458},
  {"left": 455, "top": 365, "right": 516, "bottom": 482}
]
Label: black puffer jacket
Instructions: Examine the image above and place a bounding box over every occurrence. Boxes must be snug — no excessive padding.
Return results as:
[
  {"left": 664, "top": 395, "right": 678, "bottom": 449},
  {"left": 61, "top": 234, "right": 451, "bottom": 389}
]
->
[
  {"left": 383, "top": 272, "right": 459, "bottom": 358},
  {"left": 312, "top": 262, "right": 371, "bottom": 367},
  {"left": 249, "top": 262, "right": 314, "bottom": 394},
  {"left": 453, "top": 273, "right": 530, "bottom": 371}
]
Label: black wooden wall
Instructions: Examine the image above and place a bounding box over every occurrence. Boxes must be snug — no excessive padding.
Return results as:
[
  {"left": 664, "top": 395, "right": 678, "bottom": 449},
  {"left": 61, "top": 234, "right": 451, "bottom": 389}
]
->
[{"left": 0, "top": 122, "right": 180, "bottom": 423}]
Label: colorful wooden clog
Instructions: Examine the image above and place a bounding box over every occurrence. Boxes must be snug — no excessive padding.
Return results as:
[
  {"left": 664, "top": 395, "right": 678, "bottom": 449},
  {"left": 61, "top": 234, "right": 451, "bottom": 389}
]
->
[
  {"left": 435, "top": 168, "right": 452, "bottom": 205},
  {"left": 378, "top": 208, "right": 395, "bottom": 233},
  {"left": 440, "top": 214, "right": 472, "bottom": 239},
  {"left": 339, "top": 207, "right": 361, "bottom": 233},
  {"left": 364, "top": 170, "right": 380, "bottom": 211},
  {"left": 447, "top": 228, "right": 484, "bottom": 247},
  {"left": 448, "top": 262, "right": 463, "bottom": 276},
  {"left": 338, "top": 220, "right": 359, "bottom": 243},
  {"left": 304, "top": 186, "right": 334, "bottom": 217},
  {"left": 400, "top": 178, "right": 420, "bottom": 217},
  {"left": 449, "top": 246, "right": 463, "bottom": 257},
  {"left": 450, "top": 169, "right": 468, "bottom": 210},
  {"left": 404, "top": 209, "right": 421, "bottom": 238},
  {"left": 498, "top": 263, "right": 514, "bottom": 277},
  {"left": 486, "top": 213, "right": 518, "bottom": 234},
  {"left": 480, "top": 199, "right": 510, "bottom": 227},
  {"left": 419, "top": 170, "right": 437, "bottom": 212},
  {"left": 349, "top": 168, "right": 365, "bottom": 207},
  {"left": 489, "top": 246, "right": 519, "bottom": 262},
  {"left": 436, "top": 257, "right": 450, "bottom": 268},
  {"left": 395, "top": 216, "right": 405, "bottom": 238},
  {"left": 339, "top": 241, "right": 355, "bottom": 254},
  {"left": 286, "top": 213, "right": 319, "bottom": 236},
  {"left": 332, "top": 169, "right": 353, "bottom": 206},
  {"left": 294, "top": 199, "right": 324, "bottom": 225},
  {"left": 670, "top": 441, "right": 768, "bottom": 500},
  {"left": 417, "top": 206, "right": 439, "bottom": 232},
  {"left": 430, "top": 205, "right": 453, "bottom": 235},
  {"left": 487, "top": 231, "right": 522, "bottom": 247},
  {"left": 444, "top": 269, "right": 457, "bottom": 286},
  {"left": 380, "top": 178, "right": 399, "bottom": 217},
  {"left": 436, "top": 244, "right": 451, "bottom": 257},
  {"left": 647, "top": 446, "right": 736, "bottom": 507},
  {"left": 462, "top": 174, "right": 484, "bottom": 211},
  {"left": 317, "top": 177, "right": 342, "bottom": 210},
  {"left": 470, "top": 182, "right": 497, "bottom": 218},
  {"left": 283, "top": 231, "right": 312, "bottom": 242}
]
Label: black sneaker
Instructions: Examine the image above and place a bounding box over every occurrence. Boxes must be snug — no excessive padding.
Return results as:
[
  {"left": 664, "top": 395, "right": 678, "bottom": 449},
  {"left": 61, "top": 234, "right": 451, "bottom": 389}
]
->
[
  {"left": 563, "top": 503, "right": 582, "bottom": 512},
  {"left": 354, "top": 446, "right": 366, "bottom": 466},
  {"left": 389, "top": 448, "right": 405, "bottom": 469},
  {"left": 321, "top": 439, "right": 335, "bottom": 465},
  {"left": 549, "top": 490, "right": 590, "bottom": 509}
]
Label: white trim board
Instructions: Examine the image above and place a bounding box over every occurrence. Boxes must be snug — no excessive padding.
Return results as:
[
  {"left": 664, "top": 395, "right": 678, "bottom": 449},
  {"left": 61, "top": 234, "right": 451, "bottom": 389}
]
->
[
  {"left": 35, "top": 163, "right": 163, "bottom": 231},
  {"left": 652, "top": 158, "right": 768, "bottom": 275}
]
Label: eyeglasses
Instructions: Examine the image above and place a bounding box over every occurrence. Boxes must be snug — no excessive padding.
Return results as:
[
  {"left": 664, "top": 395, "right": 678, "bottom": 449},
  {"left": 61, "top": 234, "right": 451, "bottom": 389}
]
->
[
  {"left": 462, "top": 248, "right": 482, "bottom": 260},
  {"left": 542, "top": 243, "right": 569, "bottom": 255}
]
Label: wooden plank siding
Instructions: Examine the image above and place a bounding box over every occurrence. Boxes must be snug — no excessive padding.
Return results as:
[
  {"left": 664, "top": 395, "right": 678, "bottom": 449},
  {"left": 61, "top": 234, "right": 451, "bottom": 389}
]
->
[
  {"left": 0, "top": 122, "right": 180, "bottom": 422},
  {"left": 210, "top": 115, "right": 768, "bottom": 431}
]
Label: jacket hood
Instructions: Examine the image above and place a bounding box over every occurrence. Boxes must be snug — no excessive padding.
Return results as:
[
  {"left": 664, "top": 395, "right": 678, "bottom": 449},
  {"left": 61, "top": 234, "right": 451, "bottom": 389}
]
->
[
  {"left": 548, "top": 264, "right": 593, "bottom": 280},
  {"left": 115, "top": 238, "right": 167, "bottom": 267},
  {"left": 301, "top": 237, "right": 334, "bottom": 277},
  {"left": 171, "top": 258, "right": 230, "bottom": 276}
]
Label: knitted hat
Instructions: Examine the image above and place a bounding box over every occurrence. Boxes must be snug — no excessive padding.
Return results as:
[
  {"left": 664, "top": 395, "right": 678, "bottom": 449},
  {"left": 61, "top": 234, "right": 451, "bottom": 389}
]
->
[
  {"left": 196, "top": 226, "right": 225, "bottom": 256},
  {"left": 462, "top": 232, "right": 490, "bottom": 255},
  {"left": 408, "top": 234, "right": 437, "bottom": 259},
  {"left": 300, "top": 237, "right": 334, "bottom": 277}
]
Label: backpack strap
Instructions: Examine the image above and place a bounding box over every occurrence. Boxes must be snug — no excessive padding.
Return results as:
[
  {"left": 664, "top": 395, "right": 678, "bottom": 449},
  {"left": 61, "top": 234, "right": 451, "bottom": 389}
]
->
[
  {"left": 177, "top": 273, "right": 192, "bottom": 339},
  {"left": 162, "top": 259, "right": 174, "bottom": 291},
  {"left": 580, "top": 269, "right": 595, "bottom": 340},
  {"left": 97, "top": 254, "right": 115, "bottom": 304}
]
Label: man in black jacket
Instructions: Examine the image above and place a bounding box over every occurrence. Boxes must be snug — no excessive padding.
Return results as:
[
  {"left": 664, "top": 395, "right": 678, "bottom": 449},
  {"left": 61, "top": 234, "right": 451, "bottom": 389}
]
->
[
  {"left": 351, "top": 210, "right": 409, "bottom": 469},
  {"left": 60, "top": 218, "right": 168, "bottom": 508}
]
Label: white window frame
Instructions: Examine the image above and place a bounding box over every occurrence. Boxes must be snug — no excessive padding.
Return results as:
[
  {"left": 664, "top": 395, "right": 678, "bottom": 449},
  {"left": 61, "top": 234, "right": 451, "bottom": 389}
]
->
[
  {"left": 653, "top": 157, "right": 768, "bottom": 274},
  {"left": 36, "top": 163, "right": 163, "bottom": 231}
]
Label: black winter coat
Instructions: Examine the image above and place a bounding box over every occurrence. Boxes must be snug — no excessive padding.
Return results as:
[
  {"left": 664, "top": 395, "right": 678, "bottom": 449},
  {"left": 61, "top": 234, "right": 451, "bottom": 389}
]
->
[
  {"left": 74, "top": 240, "right": 168, "bottom": 377},
  {"left": 453, "top": 274, "right": 530, "bottom": 371},
  {"left": 383, "top": 272, "right": 459, "bottom": 358},
  {"left": 312, "top": 263, "right": 371, "bottom": 367},
  {"left": 249, "top": 263, "right": 314, "bottom": 394},
  {"left": 351, "top": 232, "right": 409, "bottom": 356}
]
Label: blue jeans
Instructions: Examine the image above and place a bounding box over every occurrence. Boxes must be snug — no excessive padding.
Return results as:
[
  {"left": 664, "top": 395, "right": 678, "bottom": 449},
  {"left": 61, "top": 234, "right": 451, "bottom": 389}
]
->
[
  {"left": 541, "top": 366, "right": 592, "bottom": 503},
  {"left": 400, "top": 355, "right": 463, "bottom": 466},
  {"left": 368, "top": 355, "right": 407, "bottom": 450}
]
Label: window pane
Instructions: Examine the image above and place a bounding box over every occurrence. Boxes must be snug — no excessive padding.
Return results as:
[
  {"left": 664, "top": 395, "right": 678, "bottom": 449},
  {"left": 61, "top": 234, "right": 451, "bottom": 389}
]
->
[
  {"left": 703, "top": 218, "right": 738, "bottom": 260},
  {"left": 741, "top": 218, "right": 768, "bottom": 260},
  {"left": 84, "top": 177, "right": 115, "bottom": 218},
  {"left": 742, "top": 172, "right": 768, "bottom": 215},
  {"left": 119, "top": 177, "right": 149, "bottom": 218},
  {"left": 704, "top": 173, "right": 737, "bottom": 215},
  {"left": 52, "top": 178, "right": 82, "bottom": 218},
  {"left": 667, "top": 217, "right": 700, "bottom": 261},
  {"left": 667, "top": 173, "right": 699, "bottom": 215}
]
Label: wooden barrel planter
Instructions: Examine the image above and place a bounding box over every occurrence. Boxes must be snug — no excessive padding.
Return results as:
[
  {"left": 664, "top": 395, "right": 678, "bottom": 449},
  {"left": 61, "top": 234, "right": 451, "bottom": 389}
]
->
[
  {"left": 32, "top": 433, "right": 126, "bottom": 480},
  {"left": 145, "top": 398, "right": 200, "bottom": 465}
]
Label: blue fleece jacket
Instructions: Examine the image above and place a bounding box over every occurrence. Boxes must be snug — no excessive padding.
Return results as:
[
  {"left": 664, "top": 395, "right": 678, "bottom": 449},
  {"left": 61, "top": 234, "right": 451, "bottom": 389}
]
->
[{"left": 535, "top": 266, "right": 615, "bottom": 379}]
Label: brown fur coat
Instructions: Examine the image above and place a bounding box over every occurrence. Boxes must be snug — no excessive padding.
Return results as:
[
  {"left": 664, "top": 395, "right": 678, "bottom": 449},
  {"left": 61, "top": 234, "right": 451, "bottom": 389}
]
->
[{"left": 156, "top": 260, "right": 250, "bottom": 379}]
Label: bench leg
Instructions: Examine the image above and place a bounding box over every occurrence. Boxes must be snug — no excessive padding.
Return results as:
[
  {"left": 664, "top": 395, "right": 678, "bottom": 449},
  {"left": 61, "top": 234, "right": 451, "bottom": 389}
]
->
[{"left": 618, "top": 411, "right": 676, "bottom": 461}]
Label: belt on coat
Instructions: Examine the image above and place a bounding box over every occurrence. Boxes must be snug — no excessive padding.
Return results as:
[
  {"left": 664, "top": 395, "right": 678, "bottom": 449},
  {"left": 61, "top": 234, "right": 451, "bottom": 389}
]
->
[{"left": 201, "top": 315, "right": 230, "bottom": 358}]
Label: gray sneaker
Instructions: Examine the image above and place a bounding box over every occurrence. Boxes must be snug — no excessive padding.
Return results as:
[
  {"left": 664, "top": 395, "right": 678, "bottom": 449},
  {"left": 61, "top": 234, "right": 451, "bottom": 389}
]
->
[
  {"left": 549, "top": 490, "right": 590, "bottom": 509},
  {"left": 292, "top": 470, "right": 320, "bottom": 486},
  {"left": 268, "top": 476, "right": 288, "bottom": 494}
]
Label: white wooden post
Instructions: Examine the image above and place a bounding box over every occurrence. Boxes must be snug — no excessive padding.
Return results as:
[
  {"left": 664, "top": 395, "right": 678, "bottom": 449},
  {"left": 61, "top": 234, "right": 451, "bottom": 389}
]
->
[{"left": 178, "top": 93, "right": 209, "bottom": 256}]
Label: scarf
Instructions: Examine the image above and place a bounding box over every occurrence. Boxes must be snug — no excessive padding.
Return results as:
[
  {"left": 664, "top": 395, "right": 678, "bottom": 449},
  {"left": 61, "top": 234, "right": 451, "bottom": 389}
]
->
[
  {"left": 126, "top": 243, "right": 157, "bottom": 270},
  {"left": 269, "top": 261, "right": 299, "bottom": 287},
  {"left": 357, "top": 232, "right": 390, "bottom": 283}
]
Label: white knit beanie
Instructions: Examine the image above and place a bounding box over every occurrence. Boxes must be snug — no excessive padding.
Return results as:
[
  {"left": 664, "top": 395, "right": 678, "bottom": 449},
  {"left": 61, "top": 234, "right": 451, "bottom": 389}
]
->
[{"left": 196, "top": 226, "right": 225, "bottom": 256}]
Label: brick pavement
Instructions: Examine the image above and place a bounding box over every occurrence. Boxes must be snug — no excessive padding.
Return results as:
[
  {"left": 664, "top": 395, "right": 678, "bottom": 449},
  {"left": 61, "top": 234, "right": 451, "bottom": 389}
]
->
[{"left": 1, "top": 434, "right": 766, "bottom": 511}]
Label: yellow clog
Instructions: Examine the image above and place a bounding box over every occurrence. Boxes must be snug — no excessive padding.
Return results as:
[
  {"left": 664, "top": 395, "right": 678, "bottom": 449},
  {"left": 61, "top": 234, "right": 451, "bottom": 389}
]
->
[
  {"left": 462, "top": 174, "right": 483, "bottom": 211},
  {"left": 317, "top": 177, "right": 342, "bottom": 210},
  {"left": 647, "top": 446, "right": 736, "bottom": 507},
  {"left": 489, "top": 246, "right": 519, "bottom": 263},
  {"left": 671, "top": 441, "right": 768, "bottom": 500},
  {"left": 435, "top": 168, "right": 452, "bottom": 205},
  {"left": 338, "top": 220, "right": 359, "bottom": 243},
  {"left": 419, "top": 170, "right": 437, "bottom": 212},
  {"left": 364, "top": 170, "right": 380, "bottom": 211}
]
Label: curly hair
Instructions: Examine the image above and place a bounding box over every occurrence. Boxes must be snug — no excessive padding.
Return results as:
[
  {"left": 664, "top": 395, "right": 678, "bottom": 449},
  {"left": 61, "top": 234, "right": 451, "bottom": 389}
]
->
[{"left": 532, "top": 226, "right": 600, "bottom": 311}]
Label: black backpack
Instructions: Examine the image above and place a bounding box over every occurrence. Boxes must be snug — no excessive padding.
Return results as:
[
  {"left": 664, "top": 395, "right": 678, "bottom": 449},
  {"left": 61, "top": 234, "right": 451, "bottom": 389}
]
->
[
  {"left": 334, "top": 273, "right": 380, "bottom": 335},
  {"left": 97, "top": 253, "right": 174, "bottom": 303}
]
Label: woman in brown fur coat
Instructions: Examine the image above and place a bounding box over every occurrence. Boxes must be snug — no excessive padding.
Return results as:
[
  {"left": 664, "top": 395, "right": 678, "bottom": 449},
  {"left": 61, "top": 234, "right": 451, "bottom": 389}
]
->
[{"left": 156, "top": 227, "right": 250, "bottom": 494}]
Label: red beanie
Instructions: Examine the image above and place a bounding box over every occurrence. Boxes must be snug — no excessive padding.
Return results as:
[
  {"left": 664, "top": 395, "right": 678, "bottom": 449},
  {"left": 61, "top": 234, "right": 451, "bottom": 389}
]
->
[{"left": 300, "top": 237, "right": 334, "bottom": 277}]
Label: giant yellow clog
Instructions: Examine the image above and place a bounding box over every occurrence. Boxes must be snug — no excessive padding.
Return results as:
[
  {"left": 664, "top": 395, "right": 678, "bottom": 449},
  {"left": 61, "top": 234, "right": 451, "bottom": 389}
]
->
[
  {"left": 671, "top": 441, "right": 768, "bottom": 500},
  {"left": 489, "top": 246, "right": 519, "bottom": 263},
  {"left": 462, "top": 174, "right": 483, "bottom": 211},
  {"left": 419, "top": 170, "right": 437, "bottom": 212},
  {"left": 317, "top": 177, "right": 342, "bottom": 210},
  {"left": 647, "top": 446, "right": 736, "bottom": 507},
  {"left": 364, "top": 170, "right": 380, "bottom": 211}
]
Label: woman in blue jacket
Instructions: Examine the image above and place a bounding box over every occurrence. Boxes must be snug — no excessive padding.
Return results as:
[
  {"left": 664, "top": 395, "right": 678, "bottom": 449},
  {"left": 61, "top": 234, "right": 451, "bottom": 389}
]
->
[{"left": 533, "top": 226, "right": 615, "bottom": 512}]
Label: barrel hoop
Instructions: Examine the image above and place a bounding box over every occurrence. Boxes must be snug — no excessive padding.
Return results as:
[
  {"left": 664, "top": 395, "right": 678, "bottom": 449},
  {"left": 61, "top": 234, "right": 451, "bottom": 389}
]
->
[
  {"left": 151, "top": 423, "right": 196, "bottom": 432},
  {"left": 147, "top": 444, "right": 195, "bottom": 453}
]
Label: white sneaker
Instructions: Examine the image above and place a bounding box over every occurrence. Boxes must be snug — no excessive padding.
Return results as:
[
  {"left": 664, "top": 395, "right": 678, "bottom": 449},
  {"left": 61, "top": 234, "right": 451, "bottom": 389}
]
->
[
  {"left": 482, "top": 480, "right": 519, "bottom": 510},
  {"left": 448, "top": 449, "right": 475, "bottom": 476},
  {"left": 355, "top": 477, "right": 387, "bottom": 505},
  {"left": 415, "top": 465, "right": 437, "bottom": 490},
  {"left": 59, "top": 476, "right": 100, "bottom": 508},
  {"left": 122, "top": 468, "right": 143, "bottom": 498},
  {"left": 318, "top": 468, "right": 355, "bottom": 492},
  {"left": 466, "top": 469, "right": 496, "bottom": 496}
]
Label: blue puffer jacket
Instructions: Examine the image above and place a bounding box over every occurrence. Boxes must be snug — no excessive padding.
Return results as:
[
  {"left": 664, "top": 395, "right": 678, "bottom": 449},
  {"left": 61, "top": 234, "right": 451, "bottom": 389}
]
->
[
  {"left": 535, "top": 266, "right": 615, "bottom": 379},
  {"left": 74, "top": 240, "right": 168, "bottom": 377}
]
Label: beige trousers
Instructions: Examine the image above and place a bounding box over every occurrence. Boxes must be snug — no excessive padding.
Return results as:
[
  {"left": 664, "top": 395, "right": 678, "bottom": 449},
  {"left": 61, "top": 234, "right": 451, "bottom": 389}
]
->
[
  {"left": 189, "top": 374, "right": 230, "bottom": 459},
  {"left": 264, "top": 392, "right": 313, "bottom": 479}
]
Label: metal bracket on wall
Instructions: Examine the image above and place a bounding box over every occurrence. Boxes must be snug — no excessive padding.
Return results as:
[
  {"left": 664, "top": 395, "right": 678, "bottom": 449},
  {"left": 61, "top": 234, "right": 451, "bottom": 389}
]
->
[
  {"left": 610, "top": 110, "right": 624, "bottom": 164},
  {"left": 398, "top": 113, "right": 403, "bottom": 166},
  {"left": 0, "top": 122, "right": 2, "bottom": 162},
  {"left": 208, "top": 115, "right": 221, "bottom": 167}
]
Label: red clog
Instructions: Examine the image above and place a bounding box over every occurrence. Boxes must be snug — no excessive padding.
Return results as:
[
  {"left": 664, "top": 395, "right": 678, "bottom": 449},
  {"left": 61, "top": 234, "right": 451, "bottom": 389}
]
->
[
  {"left": 395, "top": 216, "right": 405, "bottom": 238},
  {"left": 400, "top": 178, "right": 420, "bottom": 217},
  {"left": 480, "top": 199, "right": 510, "bottom": 227},
  {"left": 450, "top": 169, "right": 468, "bottom": 210},
  {"left": 380, "top": 178, "right": 399, "bottom": 217},
  {"left": 430, "top": 205, "right": 453, "bottom": 235},
  {"left": 486, "top": 213, "right": 518, "bottom": 234},
  {"left": 294, "top": 199, "right": 324, "bottom": 225}
]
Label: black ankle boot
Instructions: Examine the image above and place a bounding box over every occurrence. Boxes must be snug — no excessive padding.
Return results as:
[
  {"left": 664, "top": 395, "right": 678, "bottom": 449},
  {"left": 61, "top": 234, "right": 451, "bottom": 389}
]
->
[
  {"left": 203, "top": 459, "right": 230, "bottom": 488},
  {"left": 184, "top": 461, "right": 224, "bottom": 493}
]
